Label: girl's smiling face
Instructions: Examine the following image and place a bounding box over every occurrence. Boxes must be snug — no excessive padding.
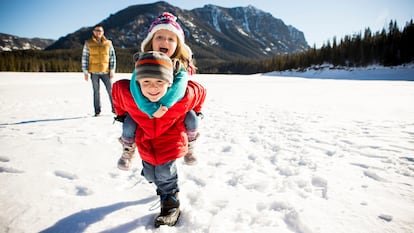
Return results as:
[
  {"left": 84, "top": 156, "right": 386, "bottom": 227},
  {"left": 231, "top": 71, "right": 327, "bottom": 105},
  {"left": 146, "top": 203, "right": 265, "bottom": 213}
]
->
[
  {"left": 138, "top": 78, "right": 171, "bottom": 102},
  {"left": 152, "top": 29, "right": 178, "bottom": 58}
]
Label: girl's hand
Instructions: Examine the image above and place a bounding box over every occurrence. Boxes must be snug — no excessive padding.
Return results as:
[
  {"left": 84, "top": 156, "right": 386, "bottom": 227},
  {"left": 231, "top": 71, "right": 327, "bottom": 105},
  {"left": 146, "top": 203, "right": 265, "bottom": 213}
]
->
[{"left": 153, "top": 106, "right": 168, "bottom": 118}]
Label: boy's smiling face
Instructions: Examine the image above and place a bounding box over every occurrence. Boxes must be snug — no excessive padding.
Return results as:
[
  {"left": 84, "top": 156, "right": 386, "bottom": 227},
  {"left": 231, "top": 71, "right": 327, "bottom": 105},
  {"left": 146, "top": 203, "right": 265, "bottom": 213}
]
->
[
  {"left": 138, "top": 78, "right": 171, "bottom": 102},
  {"left": 152, "top": 29, "right": 178, "bottom": 58}
]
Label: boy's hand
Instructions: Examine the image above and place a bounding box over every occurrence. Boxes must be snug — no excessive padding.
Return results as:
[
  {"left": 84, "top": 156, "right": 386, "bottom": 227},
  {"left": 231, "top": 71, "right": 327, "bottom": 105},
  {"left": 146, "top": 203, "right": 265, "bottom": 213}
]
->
[{"left": 153, "top": 106, "right": 168, "bottom": 118}]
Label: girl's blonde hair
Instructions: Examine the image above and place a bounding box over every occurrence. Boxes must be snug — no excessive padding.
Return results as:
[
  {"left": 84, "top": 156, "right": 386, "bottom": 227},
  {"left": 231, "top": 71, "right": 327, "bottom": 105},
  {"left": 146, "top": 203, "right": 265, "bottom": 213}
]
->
[{"left": 142, "top": 36, "right": 196, "bottom": 74}]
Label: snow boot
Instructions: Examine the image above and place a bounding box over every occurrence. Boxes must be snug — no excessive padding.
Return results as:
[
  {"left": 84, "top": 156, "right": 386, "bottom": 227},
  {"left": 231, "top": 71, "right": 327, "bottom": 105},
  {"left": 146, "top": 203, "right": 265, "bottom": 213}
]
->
[
  {"left": 154, "top": 192, "right": 181, "bottom": 227},
  {"left": 117, "top": 137, "right": 136, "bottom": 171},
  {"left": 184, "top": 132, "right": 200, "bottom": 165}
]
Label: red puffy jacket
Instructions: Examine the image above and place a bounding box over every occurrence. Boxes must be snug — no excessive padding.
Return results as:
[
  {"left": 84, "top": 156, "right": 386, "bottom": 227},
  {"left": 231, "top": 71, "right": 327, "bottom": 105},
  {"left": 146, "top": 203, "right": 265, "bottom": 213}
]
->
[{"left": 112, "top": 80, "right": 206, "bottom": 165}]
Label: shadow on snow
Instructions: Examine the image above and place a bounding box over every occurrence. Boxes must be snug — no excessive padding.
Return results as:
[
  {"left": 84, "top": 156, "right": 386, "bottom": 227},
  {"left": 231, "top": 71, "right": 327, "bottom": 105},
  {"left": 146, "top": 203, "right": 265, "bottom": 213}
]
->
[
  {"left": 39, "top": 196, "right": 157, "bottom": 233},
  {"left": 0, "top": 116, "right": 90, "bottom": 125}
]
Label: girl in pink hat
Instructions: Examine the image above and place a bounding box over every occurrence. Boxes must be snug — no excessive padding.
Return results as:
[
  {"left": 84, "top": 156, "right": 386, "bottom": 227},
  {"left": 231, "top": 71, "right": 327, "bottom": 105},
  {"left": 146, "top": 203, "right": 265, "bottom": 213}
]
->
[{"left": 114, "top": 12, "right": 202, "bottom": 171}]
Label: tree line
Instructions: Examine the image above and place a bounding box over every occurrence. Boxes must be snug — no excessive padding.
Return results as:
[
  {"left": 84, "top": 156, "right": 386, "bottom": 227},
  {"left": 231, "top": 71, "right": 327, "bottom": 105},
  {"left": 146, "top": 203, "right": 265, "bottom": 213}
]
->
[
  {"left": 0, "top": 20, "right": 413, "bottom": 74},
  {"left": 0, "top": 48, "right": 136, "bottom": 73},
  {"left": 209, "top": 20, "right": 414, "bottom": 74}
]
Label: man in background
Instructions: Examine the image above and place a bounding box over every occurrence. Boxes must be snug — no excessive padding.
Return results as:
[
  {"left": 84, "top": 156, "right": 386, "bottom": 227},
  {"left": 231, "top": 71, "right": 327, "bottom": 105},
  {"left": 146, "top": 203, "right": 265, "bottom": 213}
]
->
[{"left": 81, "top": 24, "right": 116, "bottom": 116}]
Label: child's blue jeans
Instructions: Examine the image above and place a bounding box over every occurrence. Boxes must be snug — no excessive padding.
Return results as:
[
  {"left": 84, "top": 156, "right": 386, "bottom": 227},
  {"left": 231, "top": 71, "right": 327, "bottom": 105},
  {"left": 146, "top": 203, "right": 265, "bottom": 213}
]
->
[
  {"left": 121, "top": 114, "right": 137, "bottom": 144},
  {"left": 141, "top": 160, "right": 179, "bottom": 195},
  {"left": 121, "top": 110, "right": 199, "bottom": 143}
]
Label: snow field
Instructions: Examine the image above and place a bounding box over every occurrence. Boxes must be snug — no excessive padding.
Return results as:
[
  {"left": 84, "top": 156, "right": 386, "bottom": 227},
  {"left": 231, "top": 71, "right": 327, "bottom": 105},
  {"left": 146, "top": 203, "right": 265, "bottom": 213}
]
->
[{"left": 0, "top": 71, "right": 414, "bottom": 233}]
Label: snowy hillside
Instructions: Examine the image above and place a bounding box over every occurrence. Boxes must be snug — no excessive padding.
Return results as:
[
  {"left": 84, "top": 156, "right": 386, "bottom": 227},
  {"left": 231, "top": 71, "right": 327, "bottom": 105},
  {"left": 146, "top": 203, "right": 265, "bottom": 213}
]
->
[{"left": 0, "top": 72, "right": 414, "bottom": 233}]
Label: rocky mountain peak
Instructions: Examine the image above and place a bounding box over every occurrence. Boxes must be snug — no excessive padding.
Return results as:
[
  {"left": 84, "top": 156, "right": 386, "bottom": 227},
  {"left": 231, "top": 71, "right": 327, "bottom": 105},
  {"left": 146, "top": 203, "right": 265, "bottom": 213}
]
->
[{"left": 2, "top": 2, "right": 309, "bottom": 63}]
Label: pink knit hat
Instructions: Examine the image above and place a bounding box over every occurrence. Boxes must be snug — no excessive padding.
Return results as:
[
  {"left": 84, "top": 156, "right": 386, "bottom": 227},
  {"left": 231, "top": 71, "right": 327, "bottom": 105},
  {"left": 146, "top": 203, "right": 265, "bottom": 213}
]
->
[{"left": 141, "top": 12, "right": 192, "bottom": 56}]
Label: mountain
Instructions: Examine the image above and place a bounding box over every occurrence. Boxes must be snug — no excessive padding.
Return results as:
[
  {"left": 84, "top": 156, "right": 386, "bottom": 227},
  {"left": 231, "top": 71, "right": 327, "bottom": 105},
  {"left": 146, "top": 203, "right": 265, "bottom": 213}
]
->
[
  {"left": 45, "top": 1, "right": 309, "bottom": 63},
  {"left": 0, "top": 33, "right": 55, "bottom": 51}
]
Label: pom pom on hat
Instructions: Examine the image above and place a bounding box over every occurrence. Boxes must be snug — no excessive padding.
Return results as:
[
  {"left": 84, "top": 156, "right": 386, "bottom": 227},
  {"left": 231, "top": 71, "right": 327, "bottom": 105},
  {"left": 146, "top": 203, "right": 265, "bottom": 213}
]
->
[
  {"left": 135, "top": 51, "right": 174, "bottom": 84},
  {"left": 141, "top": 12, "right": 186, "bottom": 53}
]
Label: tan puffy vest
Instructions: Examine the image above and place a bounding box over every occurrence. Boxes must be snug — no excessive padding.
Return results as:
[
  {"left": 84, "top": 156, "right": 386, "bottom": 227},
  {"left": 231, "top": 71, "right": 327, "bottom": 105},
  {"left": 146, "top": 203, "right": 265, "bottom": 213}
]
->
[{"left": 86, "top": 36, "right": 112, "bottom": 73}]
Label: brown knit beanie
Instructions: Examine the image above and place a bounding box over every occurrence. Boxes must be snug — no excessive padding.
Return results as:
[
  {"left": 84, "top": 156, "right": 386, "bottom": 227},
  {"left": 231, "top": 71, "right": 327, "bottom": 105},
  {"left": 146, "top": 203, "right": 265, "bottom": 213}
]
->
[{"left": 135, "top": 51, "right": 173, "bottom": 83}]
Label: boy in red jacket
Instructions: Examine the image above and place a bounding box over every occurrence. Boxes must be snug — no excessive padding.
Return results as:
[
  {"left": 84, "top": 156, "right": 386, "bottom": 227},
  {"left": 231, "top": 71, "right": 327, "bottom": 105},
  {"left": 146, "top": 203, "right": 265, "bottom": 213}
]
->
[{"left": 112, "top": 51, "right": 206, "bottom": 227}]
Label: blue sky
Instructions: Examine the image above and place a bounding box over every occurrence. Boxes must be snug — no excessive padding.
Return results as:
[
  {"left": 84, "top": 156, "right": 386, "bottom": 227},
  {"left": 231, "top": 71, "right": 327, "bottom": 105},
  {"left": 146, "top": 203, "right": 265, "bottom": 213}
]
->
[{"left": 0, "top": 0, "right": 413, "bottom": 48}]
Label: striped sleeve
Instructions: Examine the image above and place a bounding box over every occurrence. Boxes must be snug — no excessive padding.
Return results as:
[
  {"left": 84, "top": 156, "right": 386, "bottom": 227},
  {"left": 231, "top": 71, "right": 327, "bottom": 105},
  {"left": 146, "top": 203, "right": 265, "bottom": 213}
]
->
[
  {"left": 81, "top": 43, "right": 89, "bottom": 74},
  {"left": 109, "top": 45, "right": 116, "bottom": 74}
]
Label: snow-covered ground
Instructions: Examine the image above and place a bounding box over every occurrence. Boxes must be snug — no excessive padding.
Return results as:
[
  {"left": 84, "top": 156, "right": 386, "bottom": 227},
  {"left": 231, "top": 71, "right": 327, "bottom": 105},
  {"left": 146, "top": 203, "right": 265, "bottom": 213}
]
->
[{"left": 1, "top": 70, "right": 414, "bottom": 233}]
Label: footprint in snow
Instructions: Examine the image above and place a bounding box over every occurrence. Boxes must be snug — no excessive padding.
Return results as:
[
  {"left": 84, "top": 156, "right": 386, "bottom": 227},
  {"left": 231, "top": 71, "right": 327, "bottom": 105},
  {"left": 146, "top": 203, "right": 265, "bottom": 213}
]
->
[
  {"left": 54, "top": 170, "right": 79, "bottom": 180},
  {"left": 0, "top": 166, "right": 24, "bottom": 174},
  {"left": 222, "top": 145, "right": 232, "bottom": 152},
  {"left": 378, "top": 214, "right": 393, "bottom": 222},
  {"left": 363, "top": 170, "right": 388, "bottom": 182},
  {"left": 76, "top": 186, "right": 93, "bottom": 196},
  {"left": 311, "top": 176, "right": 328, "bottom": 199},
  {"left": 350, "top": 162, "right": 370, "bottom": 169},
  {"left": 400, "top": 156, "right": 414, "bottom": 163},
  {"left": 0, "top": 156, "right": 10, "bottom": 162}
]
